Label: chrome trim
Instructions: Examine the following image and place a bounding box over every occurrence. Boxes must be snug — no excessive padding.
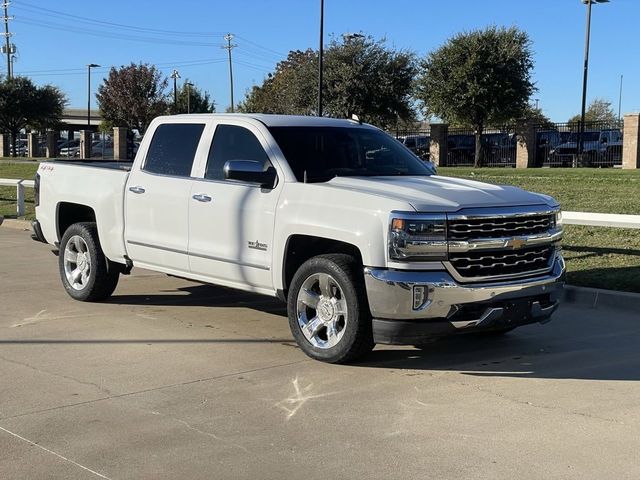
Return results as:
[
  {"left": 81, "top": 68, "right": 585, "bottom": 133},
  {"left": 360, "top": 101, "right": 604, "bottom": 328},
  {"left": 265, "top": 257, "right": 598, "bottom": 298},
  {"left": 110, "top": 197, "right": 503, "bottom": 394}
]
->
[
  {"left": 126, "top": 240, "right": 270, "bottom": 271},
  {"left": 447, "top": 205, "right": 560, "bottom": 220},
  {"left": 445, "top": 248, "right": 557, "bottom": 283},
  {"left": 450, "top": 307, "right": 504, "bottom": 329},
  {"left": 448, "top": 228, "right": 563, "bottom": 253},
  {"left": 363, "top": 255, "right": 565, "bottom": 320}
]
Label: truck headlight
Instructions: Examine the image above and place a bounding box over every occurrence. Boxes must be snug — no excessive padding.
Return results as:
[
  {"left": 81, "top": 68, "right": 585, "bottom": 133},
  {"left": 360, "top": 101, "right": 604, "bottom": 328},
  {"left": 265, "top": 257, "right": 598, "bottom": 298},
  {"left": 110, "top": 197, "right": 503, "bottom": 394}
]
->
[
  {"left": 389, "top": 215, "right": 447, "bottom": 261},
  {"left": 555, "top": 210, "right": 563, "bottom": 228}
]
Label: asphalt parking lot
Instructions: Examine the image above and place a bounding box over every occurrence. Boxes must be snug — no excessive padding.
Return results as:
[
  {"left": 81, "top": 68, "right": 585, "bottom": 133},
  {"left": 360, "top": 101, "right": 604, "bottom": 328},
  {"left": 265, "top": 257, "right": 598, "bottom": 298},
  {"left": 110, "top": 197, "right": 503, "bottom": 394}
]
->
[{"left": 1, "top": 227, "right": 640, "bottom": 480}]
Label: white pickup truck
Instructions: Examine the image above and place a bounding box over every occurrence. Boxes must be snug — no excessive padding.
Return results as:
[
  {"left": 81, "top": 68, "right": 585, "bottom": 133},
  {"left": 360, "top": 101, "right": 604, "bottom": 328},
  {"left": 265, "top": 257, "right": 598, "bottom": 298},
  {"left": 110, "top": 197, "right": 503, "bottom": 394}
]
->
[{"left": 32, "top": 114, "right": 565, "bottom": 363}]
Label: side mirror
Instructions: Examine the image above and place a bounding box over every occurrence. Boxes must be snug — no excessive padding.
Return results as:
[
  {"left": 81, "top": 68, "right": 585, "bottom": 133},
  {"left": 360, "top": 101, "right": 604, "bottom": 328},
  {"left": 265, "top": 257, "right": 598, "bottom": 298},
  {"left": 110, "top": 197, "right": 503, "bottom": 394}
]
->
[{"left": 223, "top": 160, "right": 277, "bottom": 189}]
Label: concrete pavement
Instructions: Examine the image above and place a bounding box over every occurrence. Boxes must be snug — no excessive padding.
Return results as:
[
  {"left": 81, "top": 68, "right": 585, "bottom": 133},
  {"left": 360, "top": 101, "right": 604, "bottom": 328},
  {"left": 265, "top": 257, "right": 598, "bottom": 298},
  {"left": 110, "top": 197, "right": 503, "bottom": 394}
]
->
[{"left": 1, "top": 227, "right": 639, "bottom": 479}]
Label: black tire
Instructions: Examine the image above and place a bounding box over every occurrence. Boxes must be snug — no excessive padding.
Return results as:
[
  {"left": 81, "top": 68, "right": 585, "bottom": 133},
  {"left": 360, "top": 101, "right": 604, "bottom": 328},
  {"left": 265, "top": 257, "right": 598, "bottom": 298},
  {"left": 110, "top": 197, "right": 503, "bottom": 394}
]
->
[
  {"left": 58, "top": 222, "right": 119, "bottom": 302},
  {"left": 287, "top": 254, "right": 374, "bottom": 363}
]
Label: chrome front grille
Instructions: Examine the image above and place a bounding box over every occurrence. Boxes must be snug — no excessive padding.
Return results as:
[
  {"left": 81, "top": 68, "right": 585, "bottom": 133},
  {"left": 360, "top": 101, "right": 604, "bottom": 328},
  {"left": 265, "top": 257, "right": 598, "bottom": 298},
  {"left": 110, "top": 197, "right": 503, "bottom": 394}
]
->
[
  {"left": 448, "top": 214, "right": 554, "bottom": 241},
  {"left": 448, "top": 245, "right": 555, "bottom": 281},
  {"left": 444, "top": 208, "right": 561, "bottom": 282}
]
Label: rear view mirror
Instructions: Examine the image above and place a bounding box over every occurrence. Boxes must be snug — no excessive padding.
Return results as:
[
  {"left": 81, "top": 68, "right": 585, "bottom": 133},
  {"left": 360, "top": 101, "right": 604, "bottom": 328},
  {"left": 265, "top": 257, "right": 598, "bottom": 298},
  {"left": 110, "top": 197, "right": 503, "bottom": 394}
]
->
[{"left": 223, "top": 160, "right": 277, "bottom": 189}]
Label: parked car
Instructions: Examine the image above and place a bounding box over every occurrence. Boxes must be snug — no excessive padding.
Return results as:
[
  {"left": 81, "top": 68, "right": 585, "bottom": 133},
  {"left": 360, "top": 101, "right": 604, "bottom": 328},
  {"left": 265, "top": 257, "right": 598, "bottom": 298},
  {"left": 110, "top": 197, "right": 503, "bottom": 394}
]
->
[
  {"left": 447, "top": 134, "right": 475, "bottom": 165},
  {"left": 59, "top": 139, "right": 81, "bottom": 157},
  {"left": 548, "top": 129, "right": 623, "bottom": 167},
  {"left": 398, "top": 134, "right": 431, "bottom": 161},
  {"left": 91, "top": 140, "right": 114, "bottom": 158},
  {"left": 33, "top": 114, "right": 565, "bottom": 363}
]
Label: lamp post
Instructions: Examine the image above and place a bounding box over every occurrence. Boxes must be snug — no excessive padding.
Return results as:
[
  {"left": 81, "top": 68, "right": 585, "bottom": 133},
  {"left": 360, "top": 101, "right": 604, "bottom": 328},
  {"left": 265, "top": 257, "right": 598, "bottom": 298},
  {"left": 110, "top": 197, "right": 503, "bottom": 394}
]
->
[
  {"left": 578, "top": 0, "right": 609, "bottom": 159},
  {"left": 87, "top": 63, "right": 100, "bottom": 131},
  {"left": 317, "top": 0, "right": 324, "bottom": 117},
  {"left": 185, "top": 82, "right": 193, "bottom": 114}
]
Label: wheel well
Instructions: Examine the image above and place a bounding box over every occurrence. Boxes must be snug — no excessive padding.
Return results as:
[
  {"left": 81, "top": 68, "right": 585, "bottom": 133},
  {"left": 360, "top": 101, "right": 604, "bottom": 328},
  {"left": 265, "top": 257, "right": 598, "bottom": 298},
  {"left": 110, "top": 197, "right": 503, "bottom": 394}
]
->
[
  {"left": 283, "top": 235, "right": 363, "bottom": 292},
  {"left": 57, "top": 202, "right": 96, "bottom": 240}
]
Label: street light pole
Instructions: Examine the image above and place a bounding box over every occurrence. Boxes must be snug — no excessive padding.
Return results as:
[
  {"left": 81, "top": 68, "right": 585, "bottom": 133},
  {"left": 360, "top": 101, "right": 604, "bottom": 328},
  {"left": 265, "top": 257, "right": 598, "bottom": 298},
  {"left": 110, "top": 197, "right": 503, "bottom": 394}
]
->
[
  {"left": 87, "top": 63, "right": 100, "bottom": 131},
  {"left": 578, "top": 0, "right": 609, "bottom": 159},
  {"left": 317, "top": 0, "right": 324, "bottom": 117},
  {"left": 618, "top": 74, "right": 623, "bottom": 123}
]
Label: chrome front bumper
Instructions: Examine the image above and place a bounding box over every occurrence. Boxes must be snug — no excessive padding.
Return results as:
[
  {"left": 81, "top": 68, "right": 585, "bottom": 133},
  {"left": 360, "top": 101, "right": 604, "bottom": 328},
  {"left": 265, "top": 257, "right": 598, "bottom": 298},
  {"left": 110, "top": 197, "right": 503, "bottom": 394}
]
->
[{"left": 364, "top": 255, "right": 566, "bottom": 344}]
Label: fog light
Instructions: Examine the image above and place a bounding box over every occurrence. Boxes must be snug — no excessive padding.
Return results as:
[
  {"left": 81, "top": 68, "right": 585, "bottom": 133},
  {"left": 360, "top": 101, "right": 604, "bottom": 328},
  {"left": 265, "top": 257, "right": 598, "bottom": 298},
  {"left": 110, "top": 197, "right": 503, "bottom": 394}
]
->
[{"left": 413, "top": 285, "right": 428, "bottom": 310}]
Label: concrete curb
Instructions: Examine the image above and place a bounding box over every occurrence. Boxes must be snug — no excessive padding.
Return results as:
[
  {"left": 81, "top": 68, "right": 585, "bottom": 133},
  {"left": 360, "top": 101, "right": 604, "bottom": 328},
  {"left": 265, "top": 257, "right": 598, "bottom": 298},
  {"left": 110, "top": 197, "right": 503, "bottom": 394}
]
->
[
  {"left": 0, "top": 218, "right": 31, "bottom": 230},
  {"left": 563, "top": 285, "right": 640, "bottom": 314}
]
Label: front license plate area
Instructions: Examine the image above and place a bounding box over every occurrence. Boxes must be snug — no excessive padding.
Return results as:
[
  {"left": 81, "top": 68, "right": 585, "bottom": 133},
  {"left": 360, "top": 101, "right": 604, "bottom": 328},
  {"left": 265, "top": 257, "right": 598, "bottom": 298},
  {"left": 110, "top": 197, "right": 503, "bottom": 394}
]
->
[{"left": 502, "top": 300, "right": 531, "bottom": 324}]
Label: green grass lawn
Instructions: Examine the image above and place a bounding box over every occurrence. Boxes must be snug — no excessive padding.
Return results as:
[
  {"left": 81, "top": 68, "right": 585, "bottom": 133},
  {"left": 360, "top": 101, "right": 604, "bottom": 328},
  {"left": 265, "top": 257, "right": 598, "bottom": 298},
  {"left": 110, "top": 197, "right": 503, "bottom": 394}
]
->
[
  {"left": 1, "top": 162, "right": 639, "bottom": 293},
  {"left": 439, "top": 168, "right": 640, "bottom": 215},
  {"left": 0, "top": 161, "right": 39, "bottom": 219}
]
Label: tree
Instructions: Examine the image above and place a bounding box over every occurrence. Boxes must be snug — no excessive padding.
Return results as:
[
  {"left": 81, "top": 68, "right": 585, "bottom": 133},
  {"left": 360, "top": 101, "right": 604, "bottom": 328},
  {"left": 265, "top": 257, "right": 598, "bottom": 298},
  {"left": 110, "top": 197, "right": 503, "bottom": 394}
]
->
[
  {"left": 96, "top": 63, "right": 168, "bottom": 134},
  {"left": 237, "top": 49, "right": 318, "bottom": 115},
  {"left": 237, "top": 37, "right": 417, "bottom": 128},
  {"left": 0, "top": 76, "right": 67, "bottom": 156},
  {"left": 415, "top": 26, "right": 535, "bottom": 167},
  {"left": 174, "top": 80, "right": 215, "bottom": 114},
  {"left": 568, "top": 98, "right": 616, "bottom": 124}
]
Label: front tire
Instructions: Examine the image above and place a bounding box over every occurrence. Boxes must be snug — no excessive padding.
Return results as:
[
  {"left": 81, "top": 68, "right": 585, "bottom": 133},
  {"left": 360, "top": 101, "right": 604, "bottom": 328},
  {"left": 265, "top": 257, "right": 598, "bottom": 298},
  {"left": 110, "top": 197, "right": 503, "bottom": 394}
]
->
[
  {"left": 287, "top": 254, "right": 374, "bottom": 363},
  {"left": 58, "top": 222, "right": 119, "bottom": 301}
]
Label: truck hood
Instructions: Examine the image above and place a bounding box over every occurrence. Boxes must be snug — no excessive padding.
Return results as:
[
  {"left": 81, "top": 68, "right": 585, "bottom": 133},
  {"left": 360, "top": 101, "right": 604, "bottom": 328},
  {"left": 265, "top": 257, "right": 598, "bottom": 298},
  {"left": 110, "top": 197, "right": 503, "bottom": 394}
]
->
[{"left": 324, "top": 175, "right": 555, "bottom": 212}]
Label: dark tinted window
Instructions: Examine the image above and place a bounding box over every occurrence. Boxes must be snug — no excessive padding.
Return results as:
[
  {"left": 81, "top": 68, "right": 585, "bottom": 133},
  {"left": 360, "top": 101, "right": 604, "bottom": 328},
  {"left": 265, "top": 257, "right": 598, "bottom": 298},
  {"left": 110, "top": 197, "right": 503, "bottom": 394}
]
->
[
  {"left": 206, "top": 125, "right": 270, "bottom": 180},
  {"left": 144, "top": 123, "right": 205, "bottom": 177},
  {"left": 269, "top": 126, "right": 433, "bottom": 183}
]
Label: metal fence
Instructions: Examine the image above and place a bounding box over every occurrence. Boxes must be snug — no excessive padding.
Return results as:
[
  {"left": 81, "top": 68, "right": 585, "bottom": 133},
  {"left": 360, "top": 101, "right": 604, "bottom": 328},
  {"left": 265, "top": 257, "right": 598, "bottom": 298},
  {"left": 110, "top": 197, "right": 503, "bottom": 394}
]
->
[
  {"left": 394, "top": 128, "right": 431, "bottom": 161},
  {"left": 446, "top": 126, "right": 517, "bottom": 167},
  {"left": 534, "top": 121, "right": 623, "bottom": 168}
]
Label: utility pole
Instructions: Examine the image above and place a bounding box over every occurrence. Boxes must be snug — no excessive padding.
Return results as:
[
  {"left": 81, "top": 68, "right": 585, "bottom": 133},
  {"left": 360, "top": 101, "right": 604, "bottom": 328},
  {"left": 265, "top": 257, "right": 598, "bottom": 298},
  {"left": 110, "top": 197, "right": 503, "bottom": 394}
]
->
[
  {"left": 170, "top": 69, "right": 180, "bottom": 113},
  {"left": 185, "top": 82, "right": 193, "bottom": 114},
  {"left": 317, "top": 0, "right": 324, "bottom": 117},
  {"left": 223, "top": 33, "right": 236, "bottom": 112},
  {"left": 87, "top": 64, "right": 100, "bottom": 131},
  {"left": 2, "top": 1, "right": 12, "bottom": 78}
]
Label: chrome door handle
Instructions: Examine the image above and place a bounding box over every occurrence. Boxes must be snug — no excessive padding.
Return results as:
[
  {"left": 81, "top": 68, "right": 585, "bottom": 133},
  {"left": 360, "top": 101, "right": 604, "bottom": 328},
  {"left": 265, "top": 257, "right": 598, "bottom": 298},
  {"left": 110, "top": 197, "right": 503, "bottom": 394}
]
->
[
  {"left": 129, "top": 186, "right": 145, "bottom": 194},
  {"left": 192, "top": 193, "right": 212, "bottom": 202}
]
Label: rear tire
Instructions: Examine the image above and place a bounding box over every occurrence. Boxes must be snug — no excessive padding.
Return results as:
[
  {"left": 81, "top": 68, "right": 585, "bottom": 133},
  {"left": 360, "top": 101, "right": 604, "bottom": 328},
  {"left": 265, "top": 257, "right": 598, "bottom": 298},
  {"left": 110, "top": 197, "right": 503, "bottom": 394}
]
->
[
  {"left": 287, "top": 254, "right": 374, "bottom": 363},
  {"left": 58, "top": 222, "right": 119, "bottom": 301}
]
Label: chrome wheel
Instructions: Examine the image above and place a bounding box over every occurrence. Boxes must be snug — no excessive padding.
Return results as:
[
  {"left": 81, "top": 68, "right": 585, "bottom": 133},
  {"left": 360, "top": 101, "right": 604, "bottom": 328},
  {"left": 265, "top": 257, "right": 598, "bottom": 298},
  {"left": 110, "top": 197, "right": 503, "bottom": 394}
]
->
[
  {"left": 296, "top": 272, "right": 348, "bottom": 349},
  {"left": 63, "top": 235, "right": 91, "bottom": 291}
]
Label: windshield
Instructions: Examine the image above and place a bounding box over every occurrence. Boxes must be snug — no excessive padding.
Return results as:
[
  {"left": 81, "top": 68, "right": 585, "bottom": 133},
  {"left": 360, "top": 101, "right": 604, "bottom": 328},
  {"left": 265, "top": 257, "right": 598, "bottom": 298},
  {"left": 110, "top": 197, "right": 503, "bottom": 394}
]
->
[
  {"left": 269, "top": 126, "right": 433, "bottom": 183},
  {"left": 567, "top": 131, "right": 600, "bottom": 143}
]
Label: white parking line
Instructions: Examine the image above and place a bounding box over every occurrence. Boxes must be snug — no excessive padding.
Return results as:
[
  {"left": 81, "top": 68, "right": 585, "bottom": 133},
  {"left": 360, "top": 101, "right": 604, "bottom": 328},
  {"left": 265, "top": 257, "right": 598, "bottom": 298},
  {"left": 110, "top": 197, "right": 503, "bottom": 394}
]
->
[{"left": 0, "top": 425, "right": 112, "bottom": 479}]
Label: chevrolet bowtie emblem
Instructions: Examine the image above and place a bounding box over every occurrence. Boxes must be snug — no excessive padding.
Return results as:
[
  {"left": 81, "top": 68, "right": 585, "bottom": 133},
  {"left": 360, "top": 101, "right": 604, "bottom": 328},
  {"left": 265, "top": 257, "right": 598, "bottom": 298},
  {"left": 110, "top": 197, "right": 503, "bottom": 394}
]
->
[{"left": 506, "top": 238, "right": 527, "bottom": 250}]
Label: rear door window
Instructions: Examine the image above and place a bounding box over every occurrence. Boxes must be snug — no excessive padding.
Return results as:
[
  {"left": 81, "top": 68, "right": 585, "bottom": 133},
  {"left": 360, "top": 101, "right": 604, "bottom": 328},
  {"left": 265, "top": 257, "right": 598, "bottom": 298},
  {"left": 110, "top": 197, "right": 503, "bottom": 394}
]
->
[{"left": 143, "top": 123, "right": 205, "bottom": 177}]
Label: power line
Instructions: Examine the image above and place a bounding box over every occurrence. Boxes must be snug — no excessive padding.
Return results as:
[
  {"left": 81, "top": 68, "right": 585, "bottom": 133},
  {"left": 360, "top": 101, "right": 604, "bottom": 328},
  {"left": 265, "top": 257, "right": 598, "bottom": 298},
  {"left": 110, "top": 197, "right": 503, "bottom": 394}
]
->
[
  {"left": 223, "top": 33, "right": 237, "bottom": 112},
  {"left": 12, "top": 0, "right": 224, "bottom": 37},
  {"left": 13, "top": 17, "right": 218, "bottom": 47}
]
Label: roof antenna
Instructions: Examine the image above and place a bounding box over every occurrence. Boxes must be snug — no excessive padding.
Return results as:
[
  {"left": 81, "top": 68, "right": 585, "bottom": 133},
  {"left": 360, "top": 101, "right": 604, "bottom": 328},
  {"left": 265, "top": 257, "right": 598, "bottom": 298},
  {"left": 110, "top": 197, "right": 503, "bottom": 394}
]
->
[
  {"left": 351, "top": 114, "right": 362, "bottom": 124},
  {"left": 303, "top": 170, "right": 307, "bottom": 183}
]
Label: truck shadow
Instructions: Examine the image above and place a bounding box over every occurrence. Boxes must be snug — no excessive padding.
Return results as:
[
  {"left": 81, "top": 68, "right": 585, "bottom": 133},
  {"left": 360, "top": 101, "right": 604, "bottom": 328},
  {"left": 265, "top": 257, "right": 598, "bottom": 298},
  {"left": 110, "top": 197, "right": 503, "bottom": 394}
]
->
[
  {"left": 107, "top": 283, "right": 288, "bottom": 317},
  {"left": 107, "top": 283, "right": 640, "bottom": 382},
  {"left": 358, "top": 305, "right": 640, "bottom": 381}
]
